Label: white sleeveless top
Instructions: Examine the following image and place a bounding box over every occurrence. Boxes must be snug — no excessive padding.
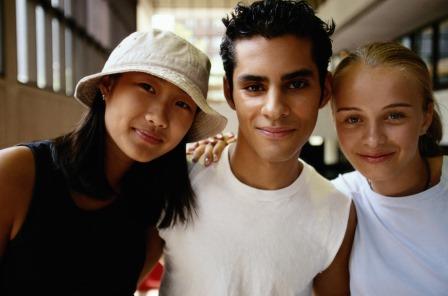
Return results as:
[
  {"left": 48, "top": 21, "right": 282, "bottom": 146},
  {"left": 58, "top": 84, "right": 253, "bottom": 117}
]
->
[
  {"left": 332, "top": 156, "right": 448, "bottom": 295},
  {"left": 159, "top": 145, "right": 351, "bottom": 296}
]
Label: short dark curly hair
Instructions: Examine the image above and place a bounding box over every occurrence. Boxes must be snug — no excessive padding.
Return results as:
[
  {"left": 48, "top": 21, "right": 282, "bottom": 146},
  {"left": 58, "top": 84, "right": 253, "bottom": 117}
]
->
[{"left": 220, "top": 0, "right": 335, "bottom": 92}]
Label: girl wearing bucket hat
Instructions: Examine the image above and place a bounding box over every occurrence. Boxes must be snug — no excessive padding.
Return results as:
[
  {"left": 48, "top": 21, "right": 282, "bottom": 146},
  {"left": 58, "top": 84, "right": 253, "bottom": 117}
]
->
[{"left": 0, "top": 29, "right": 226, "bottom": 295}]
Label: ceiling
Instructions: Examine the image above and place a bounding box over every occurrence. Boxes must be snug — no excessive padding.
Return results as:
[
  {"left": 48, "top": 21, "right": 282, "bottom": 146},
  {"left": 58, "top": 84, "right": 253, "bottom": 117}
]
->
[
  {"left": 150, "top": 0, "right": 326, "bottom": 9},
  {"left": 332, "top": 0, "right": 448, "bottom": 52}
]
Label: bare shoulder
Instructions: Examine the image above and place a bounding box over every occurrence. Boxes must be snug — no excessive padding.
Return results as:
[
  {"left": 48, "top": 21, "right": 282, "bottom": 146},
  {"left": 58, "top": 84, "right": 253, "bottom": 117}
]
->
[
  {"left": 0, "top": 146, "right": 36, "bottom": 183},
  {"left": 0, "top": 146, "right": 36, "bottom": 254}
]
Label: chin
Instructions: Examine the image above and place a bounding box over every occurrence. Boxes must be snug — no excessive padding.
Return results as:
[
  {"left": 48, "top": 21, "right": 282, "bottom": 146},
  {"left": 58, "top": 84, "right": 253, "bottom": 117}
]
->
[{"left": 257, "top": 149, "right": 300, "bottom": 163}]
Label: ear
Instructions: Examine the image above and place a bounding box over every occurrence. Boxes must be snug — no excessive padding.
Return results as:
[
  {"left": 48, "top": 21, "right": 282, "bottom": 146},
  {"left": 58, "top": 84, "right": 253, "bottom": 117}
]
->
[
  {"left": 223, "top": 76, "right": 236, "bottom": 110},
  {"left": 99, "top": 75, "right": 113, "bottom": 99},
  {"left": 420, "top": 102, "right": 434, "bottom": 136},
  {"left": 319, "top": 72, "right": 333, "bottom": 109}
]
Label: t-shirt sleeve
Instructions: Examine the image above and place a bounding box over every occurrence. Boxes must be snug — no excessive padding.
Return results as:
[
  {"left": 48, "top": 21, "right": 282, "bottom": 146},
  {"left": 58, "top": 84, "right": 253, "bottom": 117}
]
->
[
  {"left": 319, "top": 189, "right": 352, "bottom": 272},
  {"left": 331, "top": 174, "right": 353, "bottom": 197}
]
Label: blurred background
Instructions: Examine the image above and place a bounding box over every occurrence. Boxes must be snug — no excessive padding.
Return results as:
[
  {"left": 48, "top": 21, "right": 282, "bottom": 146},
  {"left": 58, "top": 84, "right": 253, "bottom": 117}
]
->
[
  {"left": 1, "top": 0, "right": 448, "bottom": 178},
  {"left": 1, "top": 1, "right": 448, "bottom": 295}
]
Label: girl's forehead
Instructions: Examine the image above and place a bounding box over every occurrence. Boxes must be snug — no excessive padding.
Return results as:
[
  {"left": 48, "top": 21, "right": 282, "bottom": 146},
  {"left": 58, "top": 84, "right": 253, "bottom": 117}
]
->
[{"left": 333, "top": 63, "right": 424, "bottom": 107}]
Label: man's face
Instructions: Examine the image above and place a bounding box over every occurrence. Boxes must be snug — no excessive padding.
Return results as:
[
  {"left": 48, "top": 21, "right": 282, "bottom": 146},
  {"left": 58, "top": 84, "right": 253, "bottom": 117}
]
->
[{"left": 225, "top": 35, "right": 330, "bottom": 164}]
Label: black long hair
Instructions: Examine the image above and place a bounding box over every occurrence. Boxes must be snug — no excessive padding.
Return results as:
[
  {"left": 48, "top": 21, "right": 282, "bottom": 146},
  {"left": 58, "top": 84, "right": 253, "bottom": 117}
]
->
[{"left": 52, "top": 89, "right": 196, "bottom": 228}]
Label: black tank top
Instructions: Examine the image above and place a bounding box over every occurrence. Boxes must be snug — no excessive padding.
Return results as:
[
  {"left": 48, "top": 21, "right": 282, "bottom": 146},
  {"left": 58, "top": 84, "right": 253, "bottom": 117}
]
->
[{"left": 0, "top": 141, "right": 147, "bottom": 296}]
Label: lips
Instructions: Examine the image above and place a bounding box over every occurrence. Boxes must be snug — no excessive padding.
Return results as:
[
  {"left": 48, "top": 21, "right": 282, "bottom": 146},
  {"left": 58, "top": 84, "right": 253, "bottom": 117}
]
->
[
  {"left": 357, "top": 152, "right": 395, "bottom": 163},
  {"left": 134, "top": 128, "right": 164, "bottom": 144},
  {"left": 256, "top": 126, "right": 296, "bottom": 139}
]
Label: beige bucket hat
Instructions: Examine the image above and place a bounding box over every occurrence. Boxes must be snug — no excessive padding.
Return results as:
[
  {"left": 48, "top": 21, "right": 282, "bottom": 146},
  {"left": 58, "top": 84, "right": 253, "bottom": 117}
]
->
[{"left": 74, "top": 29, "right": 227, "bottom": 142}]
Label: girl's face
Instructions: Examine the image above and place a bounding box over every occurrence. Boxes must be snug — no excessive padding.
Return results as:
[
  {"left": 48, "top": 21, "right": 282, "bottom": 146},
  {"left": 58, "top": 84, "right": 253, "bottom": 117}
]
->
[
  {"left": 332, "top": 63, "right": 433, "bottom": 184},
  {"left": 102, "top": 72, "right": 198, "bottom": 164}
]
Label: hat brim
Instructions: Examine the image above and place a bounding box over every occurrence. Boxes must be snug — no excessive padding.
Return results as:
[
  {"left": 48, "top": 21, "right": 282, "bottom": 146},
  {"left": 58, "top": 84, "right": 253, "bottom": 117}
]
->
[{"left": 74, "top": 67, "right": 227, "bottom": 142}]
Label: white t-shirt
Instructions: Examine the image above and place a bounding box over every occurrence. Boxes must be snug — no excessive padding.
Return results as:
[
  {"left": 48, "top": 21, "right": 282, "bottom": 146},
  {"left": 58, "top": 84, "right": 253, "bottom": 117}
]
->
[
  {"left": 159, "top": 145, "right": 351, "bottom": 296},
  {"left": 332, "top": 156, "right": 448, "bottom": 296}
]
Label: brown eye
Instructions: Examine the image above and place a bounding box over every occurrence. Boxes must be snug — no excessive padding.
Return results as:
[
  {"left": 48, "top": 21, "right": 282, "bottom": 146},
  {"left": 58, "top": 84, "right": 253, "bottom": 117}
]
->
[
  {"left": 176, "top": 100, "right": 192, "bottom": 110},
  {"left": 245, "top": 84, "right": 264, "bottom": 92},
  {"left": 287, "top": 80, "right": 308, "bottom": 89},
  {"left": 139, "top": 83, "right": 155, "bottom": 94}
]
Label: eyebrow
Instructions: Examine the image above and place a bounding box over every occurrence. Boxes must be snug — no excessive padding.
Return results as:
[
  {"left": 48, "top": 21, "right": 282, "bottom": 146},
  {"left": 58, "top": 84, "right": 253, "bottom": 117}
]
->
[
  {"left": 282, "top": 69, "right": 314, "bottom": 81},
  {"left": 383, "top": 103, "right": 413, "bottom": 109},
  {"left": 336, "top": 102, "right": 413, "bottom": 113},
  {"left": 237, "top": 69, "right": 314, "bottom": 83}
]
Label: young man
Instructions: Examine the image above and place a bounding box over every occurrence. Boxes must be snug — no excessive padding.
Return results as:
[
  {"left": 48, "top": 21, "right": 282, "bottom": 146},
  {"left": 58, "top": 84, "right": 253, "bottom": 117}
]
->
[{"left": 158, "top": 1, "right": 356, "bottom": 295}]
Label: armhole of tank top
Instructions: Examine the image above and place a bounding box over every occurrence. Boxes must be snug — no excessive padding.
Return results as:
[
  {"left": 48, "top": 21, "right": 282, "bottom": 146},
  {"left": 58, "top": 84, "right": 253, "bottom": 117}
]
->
[{"left": 8, "top": 143, "right": 43, "bottom": 245}]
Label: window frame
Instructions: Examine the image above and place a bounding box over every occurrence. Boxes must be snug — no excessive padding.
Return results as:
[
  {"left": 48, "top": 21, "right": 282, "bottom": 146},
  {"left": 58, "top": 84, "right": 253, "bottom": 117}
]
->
[
  {"left": 397, "top": 15, "right": 448, "bottom": 91},
  {"left": 0, "top": 0, "right": 4, "bottom": 76}
]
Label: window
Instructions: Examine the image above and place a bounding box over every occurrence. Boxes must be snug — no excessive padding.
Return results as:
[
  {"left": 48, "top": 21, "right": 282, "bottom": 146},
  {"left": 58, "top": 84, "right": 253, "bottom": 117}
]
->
[
  {"left": 0, "top": 0, "right": 4, "bottom": 75},
  {"left": 396, "top": 16, "right": 448, "bottom": 90},
  {"left": 400, "top": 36, "right": 412, "bottom": 50},
  {"left": 415, "top": 26, "right": 434, "bottom": 78},
  {"left": 438, "top": 19, "right": 448, "bottom": 87},
  {"left": 14, "top": 0, "right": 121, "bottom": 96},
  {"left": 16, "top": 0, "right": 30, "bottom": 83}
]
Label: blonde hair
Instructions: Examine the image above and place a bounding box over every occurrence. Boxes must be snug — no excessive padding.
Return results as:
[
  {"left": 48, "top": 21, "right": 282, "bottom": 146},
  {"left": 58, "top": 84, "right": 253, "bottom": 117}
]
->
[{"left": 333, "top": 42, "right": 443, "bottom": 156}]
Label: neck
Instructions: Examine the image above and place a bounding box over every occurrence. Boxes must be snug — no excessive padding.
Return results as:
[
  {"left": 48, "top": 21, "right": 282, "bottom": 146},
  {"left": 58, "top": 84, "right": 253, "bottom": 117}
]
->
[
  {"left": 229, "top": 142, "right": 302, "bottom": 190},
  {"left": 105, "top": 138, "right": 134, "bottom": 192}
]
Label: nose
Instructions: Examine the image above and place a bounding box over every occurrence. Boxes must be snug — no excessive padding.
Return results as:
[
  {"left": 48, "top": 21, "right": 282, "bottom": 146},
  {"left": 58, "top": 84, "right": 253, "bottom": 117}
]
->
[
  {"left": 363, "top": 122, "right": 386, "bottom": 148},
  {"left": 260, "top": 88, "right": 289, "bottom": 120},
  {"left": 144, "top": 101, "right": 168, "bottom": 129}
]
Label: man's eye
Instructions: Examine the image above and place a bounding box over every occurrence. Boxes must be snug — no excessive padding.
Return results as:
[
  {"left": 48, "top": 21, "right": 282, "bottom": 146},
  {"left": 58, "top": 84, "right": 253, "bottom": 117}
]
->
[
  {"left": 245, "top": 84, "right": 264, "bottom": 92},
  {"left": 288, "top": 80, "right": 307, "bottom": 89},
  {"left": 139, "top": 83, "right": 155, "bottom": 93}
]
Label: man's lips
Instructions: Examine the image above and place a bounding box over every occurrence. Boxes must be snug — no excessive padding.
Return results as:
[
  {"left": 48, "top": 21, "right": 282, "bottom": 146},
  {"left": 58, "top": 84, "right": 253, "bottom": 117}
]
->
[
  {"left": 357, "top": 152, "right": 395, "bottom": 163},
  {"left": 256, "top": 127, "right": 296, "bottom": 139},
  {"left": 134, "top": 128, "right": 164, "bottom": 144}
]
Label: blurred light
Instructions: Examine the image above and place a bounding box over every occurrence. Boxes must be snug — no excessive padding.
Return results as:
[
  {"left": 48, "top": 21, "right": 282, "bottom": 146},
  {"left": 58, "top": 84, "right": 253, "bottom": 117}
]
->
[
  {"left": 147, "top": 290, "right": 159, "bottom": 296},
  {"left": 152, "top": 14, "right": 175, "bottom": 32},
  {"left": 16, "top": 0, "right": 28, "bottom": 83},
  {"left": 309, "top": 135, "right": 324, "bottom": 146}
]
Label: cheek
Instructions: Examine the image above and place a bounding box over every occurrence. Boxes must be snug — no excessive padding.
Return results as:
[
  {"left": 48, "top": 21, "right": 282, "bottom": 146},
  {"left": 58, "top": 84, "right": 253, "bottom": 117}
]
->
[
  {"left": 387, "top": 125, "right": 421, "bottom": 147},
  {"left": 105, "top": 102, "right": 130, "bottom": 129},
  {"left": 335, "top": 126, "right": 358, "bottom": 151},
  {"left": 170, "top": 114, "right": 195, "bottom": 140}
]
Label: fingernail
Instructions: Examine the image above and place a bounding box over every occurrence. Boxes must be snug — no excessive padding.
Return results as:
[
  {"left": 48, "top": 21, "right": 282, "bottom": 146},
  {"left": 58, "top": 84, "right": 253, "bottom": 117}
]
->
[
  {"left": 213, "top": 154, "right": 218, "bottom": 162},
  {"left": 204, "top": 157, "right": 210, "bottom": 165}
]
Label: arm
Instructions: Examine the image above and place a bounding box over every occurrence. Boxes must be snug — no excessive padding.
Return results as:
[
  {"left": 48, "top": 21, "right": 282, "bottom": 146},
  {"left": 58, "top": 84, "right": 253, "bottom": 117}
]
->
[
  {"left": 137, "top": 226, "right": 164, "bottom": 286},
  {"left": 313, "top": 202, "right": 357, "bottom": 296},
  {"left": 0, "top": 147, "right": 35, "bottom": 260}
]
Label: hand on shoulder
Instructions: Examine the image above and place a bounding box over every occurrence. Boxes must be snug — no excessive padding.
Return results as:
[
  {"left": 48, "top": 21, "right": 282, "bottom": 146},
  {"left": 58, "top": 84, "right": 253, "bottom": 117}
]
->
[{"left": 186, "top": 132, "right": 236, "bottom": 165}]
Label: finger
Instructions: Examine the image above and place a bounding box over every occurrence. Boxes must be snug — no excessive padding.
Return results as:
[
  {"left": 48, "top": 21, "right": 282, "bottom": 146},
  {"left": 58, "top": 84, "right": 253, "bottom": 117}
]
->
[
  {"left": 212, "top": 140, "right": 227, "bottom": 162},
  {"left": 224, "top": 132, "right": 237, "bottom": 144},
  {"left": 224, "top": 131, "right": 235, "bottom": 138},
  {"left": 207, "top": 137, "right": 217, "bottom": 145},
  {"left": 191, "top": 144, "right": 205, "bottom": 162},
  {"left": 186, "top": 142, "right": 199, "bottom": 155},
  {"left": 203, "top": 143, "right": 214, "bottom": 166}
]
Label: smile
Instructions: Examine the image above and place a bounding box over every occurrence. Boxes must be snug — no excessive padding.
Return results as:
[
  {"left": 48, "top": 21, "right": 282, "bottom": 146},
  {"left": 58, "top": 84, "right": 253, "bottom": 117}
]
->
[
  {"left": 256, "top": 127, "right": 296, "bottom": 139},
  {"left": 358, "top": 152, "right": 395, "bottom": 164},
  {"left": 134, "top": 128, "right": 164, "bottom": 144}
]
